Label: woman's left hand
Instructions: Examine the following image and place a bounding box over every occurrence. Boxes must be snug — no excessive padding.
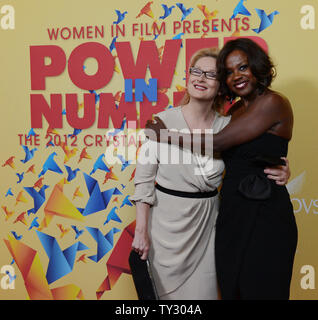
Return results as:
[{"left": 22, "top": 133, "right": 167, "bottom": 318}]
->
[{"left": 264, "top": 157, "right": 290, "bottom": 185}]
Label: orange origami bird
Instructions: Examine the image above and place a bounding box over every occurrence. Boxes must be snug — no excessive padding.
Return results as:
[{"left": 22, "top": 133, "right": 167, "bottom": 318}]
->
[
  {"left": 136, "top": 1, "right": 154, "bottom": 19},
  {"left": 45, "top": 127, "right": 59, "bottom": 139},
  {"left": 103, "top": 166, "right": 119, "bottom": 184},
  {"left": 129, "top": 168, "right": 136, "bottom": 182},
  {"left": 231, "top": 26, "right": 242, "bottom": 37},
  {"left": 33, "top": 177, "right": 44, "bottom": 189},
  {"left": 26, "top": 164, "right": 35, "bottom": 174},
  {"left": 176, "top": 84, "right": 186, "bottom": 92},
  {"left": 78, "top": 147, "right": 92, "bottom": 163},
  {"left": 114, "top": 91, "right": 122, "bottom": 103},
  {"left": 15, "top": 191, "right": 28, "bottom": 206},
  {"left": 197, "top": 5, "right": 218, "bottom": 20},
  {"left": 14, "top": 211, "right": 28, "bottom": 226},
  {"left": 112, "top": 197, "right": 119, "bottom": 203},
  {"left": 57, "top": 223, "right": 70, "bottom": 238},
  {"left": 2, "top": 156, "right": 15, "bottom": 169},
  {"left": 76, "top": 254, "right": 88, "bottom": 263},
  {"left": 2, "top": 206, "right": 14, "bottom": 221},
  {"left": 72, "top": 186, "right": 84, "bottom": 200},
  {"left": 60, "top": 142, "right": 78, "bottom": 163}
]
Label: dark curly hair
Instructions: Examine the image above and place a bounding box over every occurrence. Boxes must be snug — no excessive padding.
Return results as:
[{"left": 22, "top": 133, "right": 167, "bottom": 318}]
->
[{"left": 216, "top": 38, "right": 276, "bottom": 101}]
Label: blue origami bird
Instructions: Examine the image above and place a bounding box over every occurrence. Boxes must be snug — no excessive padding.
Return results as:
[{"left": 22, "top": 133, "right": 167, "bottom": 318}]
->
[
  {"left": 5, "top": 271, "right": 16, "bottom": 284},
  {"left": 176, "top": 3, "right": 193, "bottom": 21},
  {"left": 38, "top": 152, "right": 63, "bottom": 178},
  {"left": 109, "top": 36, "right": 118, "bottom": 52},
  {"left": 29, "top": 216, "right": 39, "bottom": 230},
  {"left": 78, "top": 173, "right": 122, "bottom": 216},
  {"left": 36, "top": 230, "right": 89, "bottom": 284},
  {"left": 252, "top": 9, "right": 279, "bottom": 33},
  {"left": 21, "top": 145, "right": 38, "bottom": 163},
  {"left": 88, "top": 90, "right": 100, "bottom": 104},
  {"left": 71, "top": 225, "right": 85, "bottom": 239},
  {"left": 65, "top": 165, "right": 80, "bottom": 182},
  {"left": 85, "top": 227, "right": 120, "bottom": 262},
  {"left": 113, "top": 10, "right": 128, "bottom": 24},
  {"left": 5, "top": 188, "right": 13, "bottom": 197},
  {"left": 230, "top": 0, "right": 251, "bottom": 19},
  {"left": 90, "top": 154, "right": 110, "bottom": 175},
  {"left": 108, "top": 119, "right": 126, "bottom": 137},
  {"left": 172, "top": 33, "right": 184, "bottom": 48},
  {"left": 27, "top": 128, "right": 36, "bottom": 139},
  {"left": 16, "top": 172, "right": 24, "bottom": 184},
  {"left": 159, "top": 4, "right": 175, "bottom": 19},
  {"left": 120, "top": 195, "right": 133, "bottom": 208},
  {"left": 11, "top": 231, "right": 22, "bottom": 240},
  {"left": 104, "top": 206, "right": 122, "bottom": 225},
  {"left": 24, "top": 184, "right": 50, "bottom": 216},
  {"left": 117, "top": 154, "right": 132, "bottom": 172},
  {"left": 68, "top": 128, "right": 82, "bottom": 138}
]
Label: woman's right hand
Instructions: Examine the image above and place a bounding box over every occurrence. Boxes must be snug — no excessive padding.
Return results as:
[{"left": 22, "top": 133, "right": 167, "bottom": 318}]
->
[{"left": 132, "top": 229, "right": 150, "bottom": 260}]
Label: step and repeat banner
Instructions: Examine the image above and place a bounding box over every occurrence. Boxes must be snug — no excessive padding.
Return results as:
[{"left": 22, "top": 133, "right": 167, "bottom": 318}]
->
[{"left": 0, "top": 0, "right": 317, "bottom": 300}]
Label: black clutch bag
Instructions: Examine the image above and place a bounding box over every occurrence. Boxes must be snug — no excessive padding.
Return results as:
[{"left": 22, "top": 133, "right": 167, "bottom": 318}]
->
[{"left": 129, "top": 250, "right": 159, "bottom": 300}]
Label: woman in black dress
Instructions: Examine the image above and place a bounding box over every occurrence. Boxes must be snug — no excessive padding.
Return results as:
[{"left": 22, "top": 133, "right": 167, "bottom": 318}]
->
[{"left": 146, "top": 38, "right": 297, "bottom": 300}]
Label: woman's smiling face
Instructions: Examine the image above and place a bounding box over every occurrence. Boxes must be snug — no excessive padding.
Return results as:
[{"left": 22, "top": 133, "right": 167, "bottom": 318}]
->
[{"left": 187, "top": 56, "right": 220, "bottom": 102}]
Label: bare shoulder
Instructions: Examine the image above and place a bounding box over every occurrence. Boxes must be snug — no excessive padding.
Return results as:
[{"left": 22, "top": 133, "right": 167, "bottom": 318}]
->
[{"left": 258, "top": 90, "right": 293, "bottom": 115}]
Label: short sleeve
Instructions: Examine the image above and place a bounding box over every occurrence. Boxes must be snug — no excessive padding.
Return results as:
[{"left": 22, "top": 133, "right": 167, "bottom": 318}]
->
[{"left": 129, "top": 139, "right": 159, "bottom": 206}]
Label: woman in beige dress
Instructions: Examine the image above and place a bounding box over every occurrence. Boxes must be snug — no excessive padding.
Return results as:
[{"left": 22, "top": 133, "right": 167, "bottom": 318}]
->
[{"left": 130, "top": 48, "right": 289, "bottom": 300}]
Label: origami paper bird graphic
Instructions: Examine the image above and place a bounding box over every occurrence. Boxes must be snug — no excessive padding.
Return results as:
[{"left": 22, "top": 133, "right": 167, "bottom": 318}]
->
[
  {"left": 16, "top": 172, "right": 24, "bottom": 184},
  {"left": 2, "top": 156, "right": 15, "bottom": 169},
  {"left": 176, "top": 3, "right": 193, "bottom": 21},
  {"left": 24, "top": 185, "right": 49, "bottom": 215},
  {"left": 2, "top": 206, "right": 14, "bottom": 221},
  {"left": 72, "top": 186, "right": 84, "bottom": 200},
  {"left": 20, "top": 145, "right": 38, "bottom": 163},
  {"left": 45, "top": 127, "right": 59, "bottom": 139},
  {"left": 46, "top": 140, "right": 55, "bottom": 148},
  {"left": 117, "top": 154, "right": 132, "bottom": 172},
  {"left": 103, "top": 166, "right": 119, "bottom": 184},
  {"left": 26, "top": 164, "right": 35, "bottom": 174},
  {"left": 120, "top": 195, "right": 133, "bottom": 208},
  {"left": 57, "top": 223, "right": 70, "bottom": 238},
  {"left": 71, "top": 225, "right": 85, "bottom": 239},
  {"left": 4, "top": 235, "right": 85, "bottom": 300},
  {"left": 96, "top": 220, "right": 135, "bottom": 299},
  {"left": 65, "top": 165, "right": 80, "bottom": 182},
  {"left": 38, "top": 152, "right": 63, "bottom": 178},
  {"left": 112, "top": 197, "right": 119, "bottom": 203},
  {"left": 36, "top": 230, "right": 89, "bottom": 284},
  {"left": 88, "top": 89, "right": 100, "bottom": 104},
  {"left": 76, "top": 254, "right": 88, "bottom": 263},
  {"left": 252, "top": 9, "right": 279, "bottom": 34},
  {"left": 13, "top": 211, "right": 27, "bottom": 226},
  {"left": 104, "top": 206, "right": 122, "bottom": 225},
  {"left": 78, "top": 173, "right": 122, "bottom": 216},
  {"left": 85, "top": 226, "right": 120, "bottom": 262},
  {"left": 129, "top": 168, "right": 136, "bottom": 181},
  {"left": 108, "top": 119, "right": 126, "bottom": 136},
  {"left": 15, "top": 190, "right": 28, "bottom": 205},
  {"left": 6, "top": 270, "right": 17, "bottom": 283},
  {"left": 27, "top": 128, "right": 36, "bottom": 139},
  {"left": 5, "top": 188, "right": 14, "bottom": 197},
  {"left": 38, "top": 181, "right": 85, "bottom": 230},
  {"left": 109, "top": 36, "right": 118, "bottom": 53},
  {"left": 29, "top": 216, "right": 40, "bottom": 230},
  {"left": 136, "top": 1, "right": 154, "bottom": 19},
  {"left": 33, "top": 177, "right": 44, "bottom": 189},
  {"left": 159, "top": 4, "right": 175, "bottom": 19},
  {"left": 230, "top": 0, "right": 251, "bottom": 19},
  {"left": 11, "top": 231, "right": 22, "bottom": 240},
  {"left": 68, "top": 128, "right": 82, "bottom": 138},
  {"left": 113, "top": 10, "right": 128, "bottom": 24},
  {"left": 176, "top": 84, "right": 186, "bottom": 92},
  {"left": 60, "top": 142, "right": 78, "bottom": 163},
  {"left": 90, "top": 154, "right": 110, "bottom": 175},
  {"left": 78, "top": 147, "right": 92, "bottom": 163},
  {"left": 172, "top": 33, "right": 184, "bottom": 47},
  {"left": 197, "top": 5, "right": 218, "bottom": 20}
]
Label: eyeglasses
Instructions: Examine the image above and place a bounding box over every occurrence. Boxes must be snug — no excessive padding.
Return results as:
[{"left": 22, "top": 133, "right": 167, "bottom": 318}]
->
[{"left": 189, "top": 67, "right": 217, "bottom": 80}]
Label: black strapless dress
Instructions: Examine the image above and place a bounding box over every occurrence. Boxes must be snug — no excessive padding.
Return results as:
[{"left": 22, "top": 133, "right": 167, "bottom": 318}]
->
[{"left": 215, "top": 133, "right": 298, "bottom": 300}]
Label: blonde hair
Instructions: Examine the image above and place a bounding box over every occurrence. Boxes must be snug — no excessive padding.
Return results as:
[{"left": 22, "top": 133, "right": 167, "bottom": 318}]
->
[{"left": 181, "top": 47, "right": 224, "bottom": 112}]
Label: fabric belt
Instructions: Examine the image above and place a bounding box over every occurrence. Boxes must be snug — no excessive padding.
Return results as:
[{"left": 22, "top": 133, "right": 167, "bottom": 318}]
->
[{"left": 155, "top": 183, "right": 218, "bottom": 199}]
